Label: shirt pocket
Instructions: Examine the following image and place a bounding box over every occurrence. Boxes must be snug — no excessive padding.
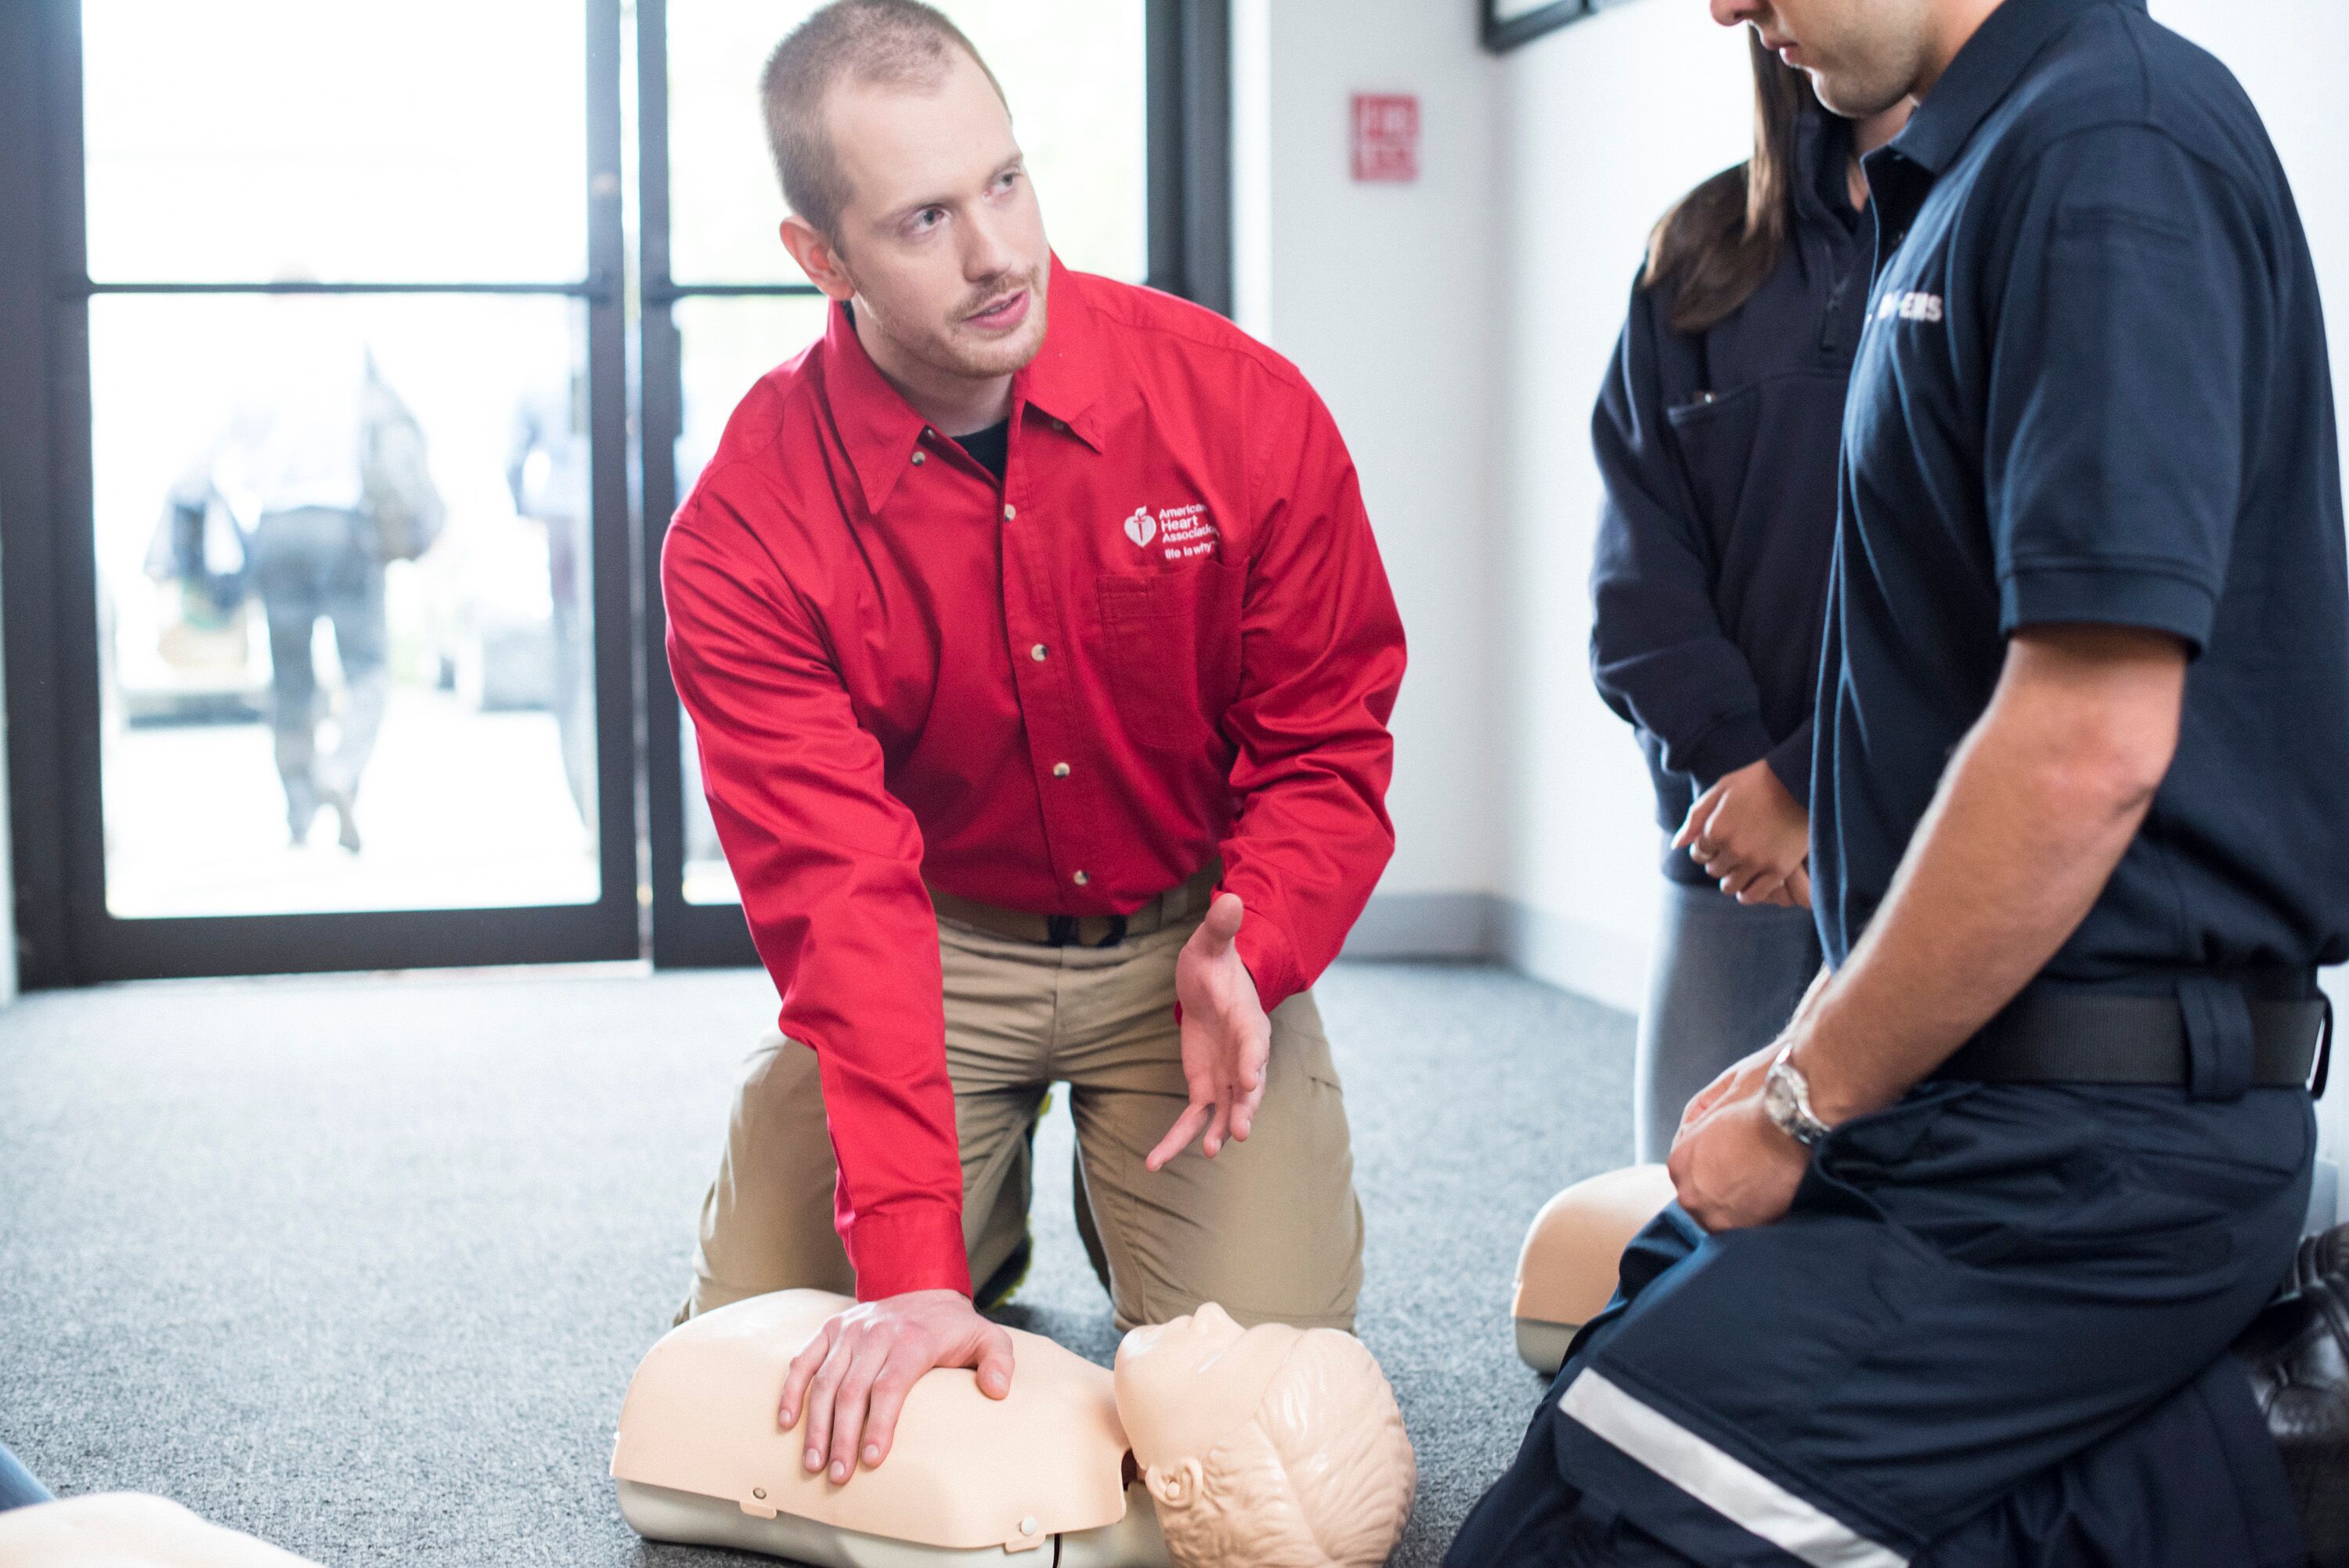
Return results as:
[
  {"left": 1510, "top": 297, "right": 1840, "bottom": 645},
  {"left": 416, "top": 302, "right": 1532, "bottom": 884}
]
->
[
  {"left": 1664, "top": 385, "right": 1763, "bottom": 557},
  {"left": 1096, "top": 570, "right": 1216, "bottom": 752}
]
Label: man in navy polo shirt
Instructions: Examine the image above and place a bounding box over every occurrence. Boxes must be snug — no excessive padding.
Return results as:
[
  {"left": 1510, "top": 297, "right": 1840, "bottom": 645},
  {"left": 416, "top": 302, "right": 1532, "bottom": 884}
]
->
[{"left": 1450, "top": 1, "right": 2349, "bottom": 1564}]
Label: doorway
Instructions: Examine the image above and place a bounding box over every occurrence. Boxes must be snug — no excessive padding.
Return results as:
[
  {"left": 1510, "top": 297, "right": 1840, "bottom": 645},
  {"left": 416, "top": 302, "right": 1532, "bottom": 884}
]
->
[{"left": 0, "top": 0, "right": 1228, "bottom": 983}]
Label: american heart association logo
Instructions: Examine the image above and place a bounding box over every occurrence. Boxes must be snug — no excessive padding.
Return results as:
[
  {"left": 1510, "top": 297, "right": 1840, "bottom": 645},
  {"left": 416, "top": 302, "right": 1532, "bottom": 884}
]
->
[{"left": 1123, "top": 507, "right": 1157, "bottom": 548}]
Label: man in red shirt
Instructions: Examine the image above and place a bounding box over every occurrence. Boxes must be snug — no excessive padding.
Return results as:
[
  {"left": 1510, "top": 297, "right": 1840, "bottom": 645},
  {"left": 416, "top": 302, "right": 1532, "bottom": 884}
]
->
[{"left": 662, "top": 0, "right": 1405, "bottom": 1488}]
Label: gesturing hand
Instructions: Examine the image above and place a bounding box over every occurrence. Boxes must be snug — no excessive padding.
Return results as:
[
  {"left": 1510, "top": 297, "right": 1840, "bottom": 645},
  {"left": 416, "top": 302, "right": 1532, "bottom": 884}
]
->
[
  {"left": 1666, "top": 1045, "right": 1810, "bottom": 1233},
  {"left": 1146, "top": 892, "right": 1272, "bottom": 1170},
  {"left": 777, "top": 1289, "right": 1015, "bottom": 1483},
  {"left": 1674, "top": 758, "right": 1810, "bottom": 906}
]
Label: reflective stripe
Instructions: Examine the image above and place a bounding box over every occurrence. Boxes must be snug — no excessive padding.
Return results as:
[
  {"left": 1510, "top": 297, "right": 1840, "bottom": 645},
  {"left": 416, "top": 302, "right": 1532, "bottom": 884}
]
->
[{"left": 1559, "top": 1370, "right": 1910, "bottom": 1568}]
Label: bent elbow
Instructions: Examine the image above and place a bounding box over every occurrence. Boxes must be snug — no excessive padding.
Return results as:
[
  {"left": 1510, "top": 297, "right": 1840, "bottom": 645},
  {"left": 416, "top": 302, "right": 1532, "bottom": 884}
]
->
[
  {"left": 2001, "top": 626, "right": 2188, "bottom": 821},
  {"left": 2042, "top": 724, "right": 2177, "bottom": 824}
]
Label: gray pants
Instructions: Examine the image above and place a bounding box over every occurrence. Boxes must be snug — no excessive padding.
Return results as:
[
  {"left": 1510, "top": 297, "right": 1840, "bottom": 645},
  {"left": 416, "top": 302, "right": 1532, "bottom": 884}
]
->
[
  {"left": 1633, "top": 876, "right": 1822, "bottom": 1162},
  {"left": 251, "top": 506, "right": 388, "bottom": 831}
]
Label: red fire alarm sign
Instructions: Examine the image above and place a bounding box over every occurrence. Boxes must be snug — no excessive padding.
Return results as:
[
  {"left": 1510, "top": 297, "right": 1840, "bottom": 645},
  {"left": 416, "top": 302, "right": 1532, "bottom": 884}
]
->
[{"left": 1351, "top": 94, "right": 1420, "bottom": 183}]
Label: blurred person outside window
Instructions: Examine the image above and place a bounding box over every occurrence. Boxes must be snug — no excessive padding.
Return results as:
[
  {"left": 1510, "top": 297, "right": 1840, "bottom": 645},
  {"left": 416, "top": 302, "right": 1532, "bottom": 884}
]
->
[
  {"left": 505, "top": 369, "right": 595, "bottom": 829},
  {"left": 178, "top": 285, "right": 442, "bottom": 853}
]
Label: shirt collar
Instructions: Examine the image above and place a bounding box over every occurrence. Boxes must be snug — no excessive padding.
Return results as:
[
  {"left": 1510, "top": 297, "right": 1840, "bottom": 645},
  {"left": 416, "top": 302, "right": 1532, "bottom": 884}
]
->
[
  {"left": 1793, "top": 110, "right": 1857, "bottom": 230},
  {"left": 1890, "top": 0, "right": 2144, "bottom": 175},
  {"left": 821, "top": 251, "right": 1104, "bottom": 517},
  {"left": 1010, "top": 254, "right": 1106, "bottom": 451}
]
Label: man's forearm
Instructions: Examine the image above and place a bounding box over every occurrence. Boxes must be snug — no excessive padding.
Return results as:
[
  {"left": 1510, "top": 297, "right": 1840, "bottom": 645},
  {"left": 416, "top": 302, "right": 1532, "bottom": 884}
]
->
[{"left": 1791, "top": 631, "right": 2185, "bottom": 1124}]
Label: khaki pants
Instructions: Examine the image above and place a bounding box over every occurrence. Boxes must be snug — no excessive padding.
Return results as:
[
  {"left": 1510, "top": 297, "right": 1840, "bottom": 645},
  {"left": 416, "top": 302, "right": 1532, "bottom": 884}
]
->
[{"left": 682, "top": 912, "right": 1363, "bottom": 1332}]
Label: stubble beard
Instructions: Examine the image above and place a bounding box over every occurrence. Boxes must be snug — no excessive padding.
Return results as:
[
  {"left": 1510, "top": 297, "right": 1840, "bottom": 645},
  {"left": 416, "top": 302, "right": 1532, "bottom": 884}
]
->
[
  {"left": 888, "top": 264, "right": 1051, "bottom": 384},
  {"left": 1809, "top": 65, "right": 1918, "bottom": 120},
  {"left": 1799, "top": 15, "right": 1932, "bottom": 120}
]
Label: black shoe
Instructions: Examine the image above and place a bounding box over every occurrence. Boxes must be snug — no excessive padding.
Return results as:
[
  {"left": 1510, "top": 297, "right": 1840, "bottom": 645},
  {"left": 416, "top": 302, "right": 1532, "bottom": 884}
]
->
[
  {"left": 2233, "top": 1224, "right": 2349, "bottom": 1568},
  {"left": 975, "top": 1233, "right": 1034, "bottom": 1314}
]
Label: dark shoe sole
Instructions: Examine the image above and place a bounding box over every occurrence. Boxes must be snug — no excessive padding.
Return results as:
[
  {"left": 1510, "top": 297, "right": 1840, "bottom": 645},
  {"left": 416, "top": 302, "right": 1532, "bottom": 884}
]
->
[
  {"left": 975, "top": 1234, "right": 1034, "bottom": 1313},
  {"left": 2235, "top": 1224, "right": 2349, "bottom": 1567}
]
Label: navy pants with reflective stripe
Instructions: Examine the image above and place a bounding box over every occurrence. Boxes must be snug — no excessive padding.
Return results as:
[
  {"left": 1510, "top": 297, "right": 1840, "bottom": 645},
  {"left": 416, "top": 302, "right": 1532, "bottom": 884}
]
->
[{"left": 1448, "top": 1081, "right": 2313, "bottom": 1568}]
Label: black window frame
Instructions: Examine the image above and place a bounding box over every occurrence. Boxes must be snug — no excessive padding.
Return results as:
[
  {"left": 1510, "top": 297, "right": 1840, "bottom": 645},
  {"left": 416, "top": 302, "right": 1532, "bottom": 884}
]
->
[{"left": 0, "top": 0, "right": 644, "bottom": 984}]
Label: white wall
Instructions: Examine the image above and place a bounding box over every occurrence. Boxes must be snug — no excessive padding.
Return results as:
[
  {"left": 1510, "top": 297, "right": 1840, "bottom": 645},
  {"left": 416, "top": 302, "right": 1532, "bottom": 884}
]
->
[
  {"left": 1235, "top": 0, "right": 1750, "bottom": 985},
  {"left": 2154, "top": 0, "right": 2349, "bottom": 1206},
  {"left": 1487, "top": 5, "right": 1752, "bottom": 1009},
  {"left": 2157, "top": 1, "right": 2349, "bottom": 462},
  {"left": 1232, "top": 0, "right": 1505, "bottom": 956}
]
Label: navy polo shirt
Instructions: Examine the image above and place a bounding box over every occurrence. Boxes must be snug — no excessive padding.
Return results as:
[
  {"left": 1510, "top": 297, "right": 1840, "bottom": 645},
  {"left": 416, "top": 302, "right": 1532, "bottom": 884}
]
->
[{"left": 1813, "top": 0, "right": 2349, "bottom": 983}]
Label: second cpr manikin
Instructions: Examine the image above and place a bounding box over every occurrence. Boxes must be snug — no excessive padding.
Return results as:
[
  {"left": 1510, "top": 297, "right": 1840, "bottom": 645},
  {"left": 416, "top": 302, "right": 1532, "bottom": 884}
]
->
[
  {"left": 0, "top": 1493, "right": 324, "bottom": 1566},
  {"left": 612, "top": 1292, "right": 1415, "bottom": 1568},
  {"left": 1510, "top": 1164, "right": 1677, "bottom": 1375}
]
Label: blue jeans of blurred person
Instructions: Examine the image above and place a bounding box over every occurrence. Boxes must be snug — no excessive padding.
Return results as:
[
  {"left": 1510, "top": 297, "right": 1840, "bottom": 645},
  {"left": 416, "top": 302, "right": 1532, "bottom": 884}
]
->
[
  {"left": 252, "top": 506, "right": 388, "bottom": 849},
  {"left": 0, "top": 1440, "right": 50, "bottom": 1510},
  {"left": 1633, "top": 874, "right": 1822, "bottom": 1163}
]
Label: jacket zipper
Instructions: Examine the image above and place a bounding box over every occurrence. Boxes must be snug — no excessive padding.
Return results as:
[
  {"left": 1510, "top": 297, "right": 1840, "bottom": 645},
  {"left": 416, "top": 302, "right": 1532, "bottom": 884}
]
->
[{"left": 1820, "top": 269, "right": 1853, "bottom": 356}]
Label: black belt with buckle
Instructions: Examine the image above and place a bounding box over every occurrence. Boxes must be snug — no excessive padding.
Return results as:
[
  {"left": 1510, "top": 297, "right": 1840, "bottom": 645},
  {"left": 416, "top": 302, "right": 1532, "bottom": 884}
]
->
[
  {"left": 1936, "top": 979, "right": 2331, "bottom": 1093},
  {"left": 927, "top": 863, "right": 1221, "bottom": 950}
]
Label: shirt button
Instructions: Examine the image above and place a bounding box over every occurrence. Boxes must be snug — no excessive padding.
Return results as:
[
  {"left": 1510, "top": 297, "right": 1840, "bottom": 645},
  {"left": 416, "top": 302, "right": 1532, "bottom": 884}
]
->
[
  {"left": 1073, "top": 871, "right": 1089, "bottom": 887},
  {"left": 910, "top": 450, "right": 926, "bottom": 466},
  {"left": 1030, "top": 643, "right": 1048, "bottom": 661},
  {"left": 923, "top": 427, "right": 936, "bottom": 440},
  {"left": 1003, "top": 503, "right": 1016, "bottom": 521},
  {"left": 1052, "top": 762, "right": 1070, "bottom": 778}
]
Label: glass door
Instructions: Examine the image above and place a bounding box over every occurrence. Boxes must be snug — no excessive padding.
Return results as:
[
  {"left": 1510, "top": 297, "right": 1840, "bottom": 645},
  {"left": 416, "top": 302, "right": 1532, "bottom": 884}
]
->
[
  {"left": 0, "top": 0, "right": 1223, "bottom": 982},
  {"left": 638, "top": 0, "right": 1202, "bottom": 965},
  {"left": 31, "top": 0, "right": 640, "bottom": 978}
]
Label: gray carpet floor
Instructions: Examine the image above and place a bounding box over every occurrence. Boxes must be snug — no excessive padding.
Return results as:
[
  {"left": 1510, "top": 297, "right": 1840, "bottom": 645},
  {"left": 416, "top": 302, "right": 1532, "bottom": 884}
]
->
[{"left": 0, "top": 961, "right": 1633, "bottom": 1566}]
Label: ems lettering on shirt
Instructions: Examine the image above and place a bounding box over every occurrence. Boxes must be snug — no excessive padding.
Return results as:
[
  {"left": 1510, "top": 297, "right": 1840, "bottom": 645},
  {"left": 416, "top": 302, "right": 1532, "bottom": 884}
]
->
[{"left": 1874, "top": 289, "right": 1945, "bottom": 323}]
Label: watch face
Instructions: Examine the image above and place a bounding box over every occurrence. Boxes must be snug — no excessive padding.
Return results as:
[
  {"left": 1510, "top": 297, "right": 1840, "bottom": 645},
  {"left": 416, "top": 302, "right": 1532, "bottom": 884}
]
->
[{"left": 1762, "top": 1064, "right": 1819, "bottom": 1144}]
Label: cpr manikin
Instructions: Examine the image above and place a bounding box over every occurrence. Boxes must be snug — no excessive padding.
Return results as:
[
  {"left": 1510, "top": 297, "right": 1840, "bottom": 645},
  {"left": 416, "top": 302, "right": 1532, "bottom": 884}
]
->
[
  {"left": 1510, "top": 1164, "right": 1678, "bottom": 1375},
  {"left": 613, "top": 1292, "right": 1414, "bottom": 1568},
  {"left": 0, "top": 1494, "right": 322, "bottom": 1567},
  {"left": 1114, "top": 1303, "right": 1415, "bottom": 1568}
]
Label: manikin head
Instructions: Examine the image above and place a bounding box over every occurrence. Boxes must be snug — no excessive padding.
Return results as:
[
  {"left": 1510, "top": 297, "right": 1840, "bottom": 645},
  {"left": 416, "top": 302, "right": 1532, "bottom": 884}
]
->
[
  {"left": 1707, "top": 0, "right": 2001, "bottom": 120},
  {"left": 762, "top": 0, "right": 1052, "bottom": 414},
  {"left": 1114, "top": 1304, "right": 1416, "bottom": 1568}
]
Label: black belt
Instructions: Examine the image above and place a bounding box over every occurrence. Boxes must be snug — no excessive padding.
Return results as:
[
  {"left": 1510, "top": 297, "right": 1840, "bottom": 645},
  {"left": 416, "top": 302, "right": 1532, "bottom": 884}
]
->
[
  {"left": 926, "top": 863, "right": 1220, "bottom": 949},
  {"left": 1936, "top": 986, "right": 2330, "bottom": 1091}
]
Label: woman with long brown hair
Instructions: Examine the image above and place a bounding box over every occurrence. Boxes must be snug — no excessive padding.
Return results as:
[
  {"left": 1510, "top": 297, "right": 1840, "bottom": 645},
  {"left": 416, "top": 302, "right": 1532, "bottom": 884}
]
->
[{"left": 1589, "top": 37, "right": 1910, "bottom": 1162}]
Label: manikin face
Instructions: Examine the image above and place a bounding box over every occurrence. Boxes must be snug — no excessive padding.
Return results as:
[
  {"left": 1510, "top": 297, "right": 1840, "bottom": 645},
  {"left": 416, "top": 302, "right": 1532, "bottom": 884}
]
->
[
  {"left": 818, "top": 48, "right": 1052, "bottom": 386},
  {"left": 1113, "top": 1303, "right": 1304, "bottom": 1469},
  {"left": 1113, "top": 1308, "right": 1418, "bottom": 1568},
  {"left": 1709, "top": 0, "right": 1939, "bottom": 117}
]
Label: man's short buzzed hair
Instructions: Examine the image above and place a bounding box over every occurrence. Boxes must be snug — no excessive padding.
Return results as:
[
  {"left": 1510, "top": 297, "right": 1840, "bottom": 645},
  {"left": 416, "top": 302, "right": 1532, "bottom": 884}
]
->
[{"left": 760, "top": 0, "right": 1008, "bottom": 242}]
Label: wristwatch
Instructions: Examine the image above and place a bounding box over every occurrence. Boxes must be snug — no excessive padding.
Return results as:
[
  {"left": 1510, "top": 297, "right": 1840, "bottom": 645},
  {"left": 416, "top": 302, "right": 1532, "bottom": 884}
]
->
[{"left": 1762, "top": 1043, "right": 1834, "bottom": 1148}]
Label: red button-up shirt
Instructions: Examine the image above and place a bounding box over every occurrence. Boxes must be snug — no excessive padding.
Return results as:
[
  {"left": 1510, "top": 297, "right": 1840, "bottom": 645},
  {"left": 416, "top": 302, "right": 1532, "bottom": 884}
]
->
[{"left": 662, "top": 259, "right": 1405, "bottom": 1300}]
